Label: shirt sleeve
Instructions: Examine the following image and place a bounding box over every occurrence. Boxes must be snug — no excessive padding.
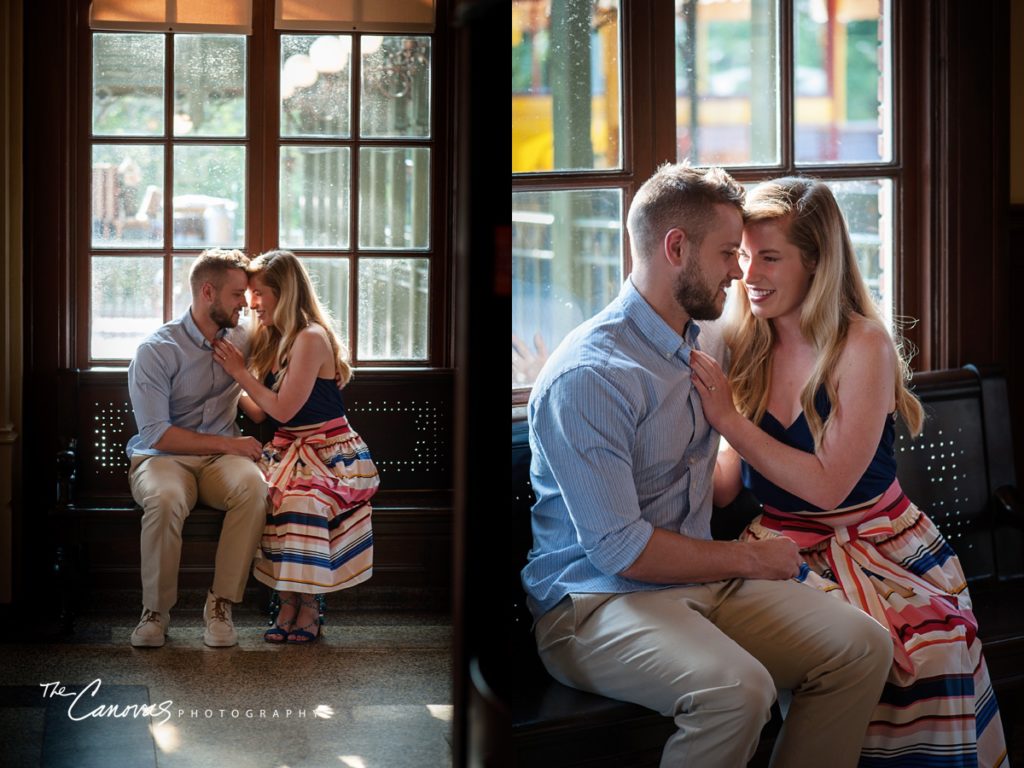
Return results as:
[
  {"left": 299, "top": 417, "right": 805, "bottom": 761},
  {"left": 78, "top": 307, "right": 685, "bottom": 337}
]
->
[
  {"left": 128, "top": 343, "right": 174, "bottom": 448},
  {"left": 531, "top": 366, "right": 653, "bottom": 576}
]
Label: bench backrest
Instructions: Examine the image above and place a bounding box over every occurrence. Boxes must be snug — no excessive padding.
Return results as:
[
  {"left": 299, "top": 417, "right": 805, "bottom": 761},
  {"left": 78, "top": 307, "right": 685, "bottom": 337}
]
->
[
  {"left": 510, "top": 366, "right": 1020, "bottom": 632},
  {"left": 58, "top": 368, "right": 455, "bottom": 506}
]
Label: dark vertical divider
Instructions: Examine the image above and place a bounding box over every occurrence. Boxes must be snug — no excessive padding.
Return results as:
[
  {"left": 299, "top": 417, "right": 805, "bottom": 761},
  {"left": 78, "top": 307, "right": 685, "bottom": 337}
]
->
[{"left": 451, "top": 2, "right": 507, "bottom": 765}]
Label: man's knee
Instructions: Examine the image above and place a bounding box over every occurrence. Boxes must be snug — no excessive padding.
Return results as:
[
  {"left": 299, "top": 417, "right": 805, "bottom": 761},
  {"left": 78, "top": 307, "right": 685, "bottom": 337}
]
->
[
  {"left": 138, "top": 487, "right": 193, "bottom": 524},
  {"left": 208, "top": 458, "right": 267, "bottom": 509},
  {"left": 131, "top": 457, "right": 197, "bottom": 519},
  {"left": 831, "top": 604, "right": 894, "bottom": 683},
  {"left": 675, "top": 657, "right": 776, "bottom": 725},
  {"left": 855, "top": 613, "right": 894, "bottom": 679}
]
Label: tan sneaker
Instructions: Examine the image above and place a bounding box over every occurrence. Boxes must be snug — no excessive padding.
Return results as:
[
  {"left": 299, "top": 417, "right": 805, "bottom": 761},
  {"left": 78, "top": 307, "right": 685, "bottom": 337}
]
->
[
  {"left": 203, "top": 590, "right": 237, "bottom": 647},
  {"left": 130, "top": 608, "right": 168, "bottom": 648}
]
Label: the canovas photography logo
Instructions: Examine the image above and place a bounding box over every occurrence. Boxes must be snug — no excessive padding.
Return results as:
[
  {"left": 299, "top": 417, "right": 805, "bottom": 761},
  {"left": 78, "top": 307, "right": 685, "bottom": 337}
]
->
[{"left": 41, "top": 680, "right": 334, "bottom": 724}]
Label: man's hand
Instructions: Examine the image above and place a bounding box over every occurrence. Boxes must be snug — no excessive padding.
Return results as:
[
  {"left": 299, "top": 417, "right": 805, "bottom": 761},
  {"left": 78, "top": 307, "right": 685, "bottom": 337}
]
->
[
  {"left": 223, "top": 436, "right": 262, "bottom": 461},
  {"left": 743, "top": 537, "right": 803, "bottom": 580}
]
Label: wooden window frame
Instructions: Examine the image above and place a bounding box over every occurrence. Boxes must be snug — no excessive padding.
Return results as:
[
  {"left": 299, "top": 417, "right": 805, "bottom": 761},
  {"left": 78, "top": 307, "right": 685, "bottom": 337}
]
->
[
  {"left": 74, "top": 0, "right": 452, "bottom": 371},
  {"left": 511, "top": 1, "right": 932, "bottom": 407}
]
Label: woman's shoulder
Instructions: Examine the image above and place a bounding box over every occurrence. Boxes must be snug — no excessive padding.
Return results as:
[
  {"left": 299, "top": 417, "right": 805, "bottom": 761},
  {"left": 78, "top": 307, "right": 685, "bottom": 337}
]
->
[
  {"left": 838, "top": 314, "right": 897, "bottom": 376},
  {"left": 296, "top": 323, "right": 334, "bottom": 349}
]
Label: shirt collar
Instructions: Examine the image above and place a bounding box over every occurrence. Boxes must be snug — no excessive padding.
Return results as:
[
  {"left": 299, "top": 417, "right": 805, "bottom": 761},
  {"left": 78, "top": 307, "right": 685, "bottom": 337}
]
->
[
  {"left": 619, "top": 277, "right": 702, "bottom": 363},
  {"left": 182, "top": 307, "right": 228, "bottom": 350}
]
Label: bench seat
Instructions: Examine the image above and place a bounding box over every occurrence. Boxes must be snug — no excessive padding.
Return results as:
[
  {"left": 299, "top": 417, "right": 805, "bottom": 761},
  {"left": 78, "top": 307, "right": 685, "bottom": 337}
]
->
[{"left": 488, "top": 366, "right": 1024, "bottom": 767}]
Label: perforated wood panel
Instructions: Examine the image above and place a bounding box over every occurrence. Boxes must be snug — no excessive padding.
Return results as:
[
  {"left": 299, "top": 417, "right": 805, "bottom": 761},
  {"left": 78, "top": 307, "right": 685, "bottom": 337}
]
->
[
  {"left": 346, "top": 396, "right": 449, "bottom": 490},
  {"left": 895, "top": 389, "right": 995, "bottom": 580},
  {"left": 71, "top": 369, "right": 453, "bottom": 501},
  {"left": 91, "top": 400, "right": 134, "bottom": 475}
]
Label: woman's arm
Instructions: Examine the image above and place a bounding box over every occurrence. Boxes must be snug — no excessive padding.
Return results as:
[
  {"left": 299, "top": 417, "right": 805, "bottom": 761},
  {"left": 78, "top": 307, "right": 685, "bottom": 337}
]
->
[
  {"left": 713, "top": 439, "right": 743, "bottom": 507},
  {"left": 213, "top": 327, "right": 329, "bottom": 423},
  {"left": 691, "top": 324, "right": 897, "bottom": 510},
  {"left": 237, "top": 393, "right": 266, "bottom": 423}
]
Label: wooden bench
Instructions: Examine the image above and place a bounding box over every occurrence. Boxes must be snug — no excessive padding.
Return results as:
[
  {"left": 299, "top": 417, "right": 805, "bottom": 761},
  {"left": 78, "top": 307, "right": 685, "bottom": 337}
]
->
[
  {"left": 46, "top": 368, "right": 455, "bottom": 631},
  {"left": 487, "top": 366, "right": 1024, "bottom": 767}
]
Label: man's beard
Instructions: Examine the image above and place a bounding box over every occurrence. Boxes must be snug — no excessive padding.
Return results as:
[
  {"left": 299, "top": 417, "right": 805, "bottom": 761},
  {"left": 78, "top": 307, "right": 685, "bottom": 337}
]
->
[
  {"left": 673, "top": 247, "right": 724, "bottom": 321},
  {"left": 209, "top": 299, "right": 238, "bottom": 329}
]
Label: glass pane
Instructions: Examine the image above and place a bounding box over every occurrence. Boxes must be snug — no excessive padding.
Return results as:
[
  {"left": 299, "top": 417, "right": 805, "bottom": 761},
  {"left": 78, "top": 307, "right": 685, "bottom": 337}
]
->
[
  {"left": 281, "top": 35, "right": 352, "bottom": 138},
  {"left": 172, "top": 145, "right": 246, "bottom": 248},
  {"left": 91, "top": 256, "right": 163, "bottom": 360},
  {"left": 174, "top": 35, "right": 247, "bottom": 137},
  {"left": 511, "top": 0, "right": 621, "bottom": 173},
  {"left": 280, "top": 146, "right": 350, "bottom": 249},
  {"left": 172, "top": 255, "right": 196, "bottom": 320},
  {"left": 828, "top": 179, "right": 894, "bottom": 326},
  {"left": 358, "top": 258, "right": 428, "bottom": 360},
  {"left": 675, "top": 0, "right": 779, "bottom": 166},
  {"left": 93, "top": 33, "right": 165, "bottom": 136},
  {"left": 304, "top": 258, "right": 350, "bottom": 344},
  {"left": 794, "top": 0, "right": 891, "bottom": 163},
  {"left": 358, "top": 147, "right": 429, "bottom": 250},
  {"left": 360, "top": 36, "right": 431, "bottom": 138},
  {"left": 511, "top": 189, "right": 623, "bottom": 389},
  {"left": 92, "top": 145, "right": 164, "bottom": 248}
]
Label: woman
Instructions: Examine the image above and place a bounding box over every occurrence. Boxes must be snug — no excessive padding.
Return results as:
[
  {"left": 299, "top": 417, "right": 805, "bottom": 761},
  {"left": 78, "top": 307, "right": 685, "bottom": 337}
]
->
[
  {"left": 689, "top": 177, "right": 1008, "bottom": 767},
  {"left": 212, "top": 250, "right": 379, "bottom": 644}
]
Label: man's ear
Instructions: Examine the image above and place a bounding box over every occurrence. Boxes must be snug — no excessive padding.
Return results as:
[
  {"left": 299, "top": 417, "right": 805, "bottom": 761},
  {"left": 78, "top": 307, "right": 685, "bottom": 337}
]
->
[
  {"left": 663, "top": 228, "right": 687, "bottom": 266},
  {"left": 200, "top": 281, "right": 215, "bottom": 303}
]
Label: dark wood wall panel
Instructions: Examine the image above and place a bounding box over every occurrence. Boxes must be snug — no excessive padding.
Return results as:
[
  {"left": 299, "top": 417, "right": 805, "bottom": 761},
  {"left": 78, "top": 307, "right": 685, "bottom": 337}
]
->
[
  {"left": 1009, "top": 206, "right": 1024, "bottom": 486},
  {"left": 53, "top": 506, "right": 451, "bottom": 604},
  {"left": 932, "top": 1, "right": 1010, "bottom": 371}
]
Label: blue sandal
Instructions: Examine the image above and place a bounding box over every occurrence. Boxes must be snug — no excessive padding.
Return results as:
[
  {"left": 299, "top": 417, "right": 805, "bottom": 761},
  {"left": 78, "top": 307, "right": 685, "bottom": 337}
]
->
[
  {"left": 286, "top": 596, "right": 323, "bottom": 644},
  {"left": 264, "top": 594, "right": 299, "bottom": 644}
]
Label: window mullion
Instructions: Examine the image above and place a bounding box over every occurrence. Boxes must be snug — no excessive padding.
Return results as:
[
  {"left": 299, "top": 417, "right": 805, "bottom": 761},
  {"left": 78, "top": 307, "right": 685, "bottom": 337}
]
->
[
  {"left": 779, "top": 0, "right": 795, "bottom": 173},
  {"left": 163, "top": 32, "right": 174, "bottom": 323},
  {"left": 349, "top": 34, "right": 364, "bottom": 367}
]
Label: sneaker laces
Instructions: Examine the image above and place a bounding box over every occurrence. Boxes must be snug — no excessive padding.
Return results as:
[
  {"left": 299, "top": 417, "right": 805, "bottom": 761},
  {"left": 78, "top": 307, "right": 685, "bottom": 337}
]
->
[
  {"left": 209, "top": 595, "right": 231, "bottom": 622},
  {"left": 140, "top": 610, "right": 162, "bottom": 625}
]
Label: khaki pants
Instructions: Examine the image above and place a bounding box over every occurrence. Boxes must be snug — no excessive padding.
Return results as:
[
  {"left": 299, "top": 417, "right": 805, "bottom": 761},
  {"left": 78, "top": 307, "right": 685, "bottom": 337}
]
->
[
  {"left": 129, "top": 453, "right": 270, "bottom": 612},
  {"left": 535, "top": 578, "right": 893, "bottom": 768}
]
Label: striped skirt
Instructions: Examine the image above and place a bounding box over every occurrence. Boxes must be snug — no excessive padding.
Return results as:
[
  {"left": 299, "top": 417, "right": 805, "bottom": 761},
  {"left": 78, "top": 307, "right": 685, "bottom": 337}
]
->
[
  {"left": 252, "top": 416, "right": 379, "bottom": 594},
  {"left": 742, "top": 481, "right": 1009, "bottom": 768}
]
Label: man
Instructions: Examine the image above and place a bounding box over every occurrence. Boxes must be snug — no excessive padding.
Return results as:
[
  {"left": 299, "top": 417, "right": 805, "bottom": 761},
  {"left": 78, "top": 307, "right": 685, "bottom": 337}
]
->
[
  {"left": 522, "top": 164, "right": 893, "bottom": 767},
  {"left": 126, "top": 248, "right": 268, "bottom": 648}
]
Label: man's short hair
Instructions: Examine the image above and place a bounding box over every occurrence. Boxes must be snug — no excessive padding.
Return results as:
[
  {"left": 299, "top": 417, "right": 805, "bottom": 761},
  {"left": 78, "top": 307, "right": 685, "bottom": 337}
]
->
[
  {"left": 189, "top": 248, "right": 249, "bottom": 296},
  {"left": 626, "top": 163, "right": 745, "bottom": 261}
]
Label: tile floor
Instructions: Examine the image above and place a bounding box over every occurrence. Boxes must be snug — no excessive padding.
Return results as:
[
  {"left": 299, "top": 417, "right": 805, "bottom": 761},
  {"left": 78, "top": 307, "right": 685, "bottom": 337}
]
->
[{"left": 0, "top": 590, "right": 453, "bottom": 768}]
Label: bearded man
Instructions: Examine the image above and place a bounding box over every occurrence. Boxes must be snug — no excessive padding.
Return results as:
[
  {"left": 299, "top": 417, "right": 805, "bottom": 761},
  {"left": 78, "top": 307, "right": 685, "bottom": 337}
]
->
[
  {"left": 522, "top": 163, "right": 893, "bottom": 768},
  {"left": 126, "top": 248, "right": 268, "bottom": 648}
]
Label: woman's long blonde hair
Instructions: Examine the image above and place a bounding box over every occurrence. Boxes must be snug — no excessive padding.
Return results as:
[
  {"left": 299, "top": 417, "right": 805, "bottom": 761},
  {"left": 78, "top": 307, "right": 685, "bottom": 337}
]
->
[
  {"left": 726, "top": 177, "right": 923, "bottom": 450},
  {"left": 247, "top": 250, "right": 352, "bottom": 391}
]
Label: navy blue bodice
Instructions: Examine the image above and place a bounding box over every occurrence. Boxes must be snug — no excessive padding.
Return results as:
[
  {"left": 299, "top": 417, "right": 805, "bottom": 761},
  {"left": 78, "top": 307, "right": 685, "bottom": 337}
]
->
[
  {"left": 264, "top": 373, "right": 347, "bottom": 429},
  {"left": 741, "top": 385, "right": 897, "bottom": 512}
]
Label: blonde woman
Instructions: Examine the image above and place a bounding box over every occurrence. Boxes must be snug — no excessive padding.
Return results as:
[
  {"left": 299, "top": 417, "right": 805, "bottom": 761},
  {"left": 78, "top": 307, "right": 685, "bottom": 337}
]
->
[
  {"left": 689, "top": 177, "right": 1008, "bottom": 767},
  {"left": 212, "top": 250, "right": 379, "bottom": 644}
]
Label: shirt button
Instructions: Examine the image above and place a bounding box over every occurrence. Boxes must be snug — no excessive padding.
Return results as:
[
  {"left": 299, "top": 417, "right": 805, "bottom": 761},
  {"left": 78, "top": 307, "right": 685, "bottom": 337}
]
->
[{"left": 664, "top": 351, "right": 672, "bottom": 359}]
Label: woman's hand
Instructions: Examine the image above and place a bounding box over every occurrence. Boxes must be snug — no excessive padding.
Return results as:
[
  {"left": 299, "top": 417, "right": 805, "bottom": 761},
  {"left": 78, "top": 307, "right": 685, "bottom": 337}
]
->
[
  {"left": 212, "top": 338, "right": 248, "bottom": 380},
  {"left": 689, "top": 349, "right": 739, "bottom": 433}
]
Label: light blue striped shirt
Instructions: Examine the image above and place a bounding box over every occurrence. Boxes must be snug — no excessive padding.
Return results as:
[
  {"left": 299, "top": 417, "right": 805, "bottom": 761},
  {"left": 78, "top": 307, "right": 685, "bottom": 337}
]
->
[
  {"left": 522, "top": 278, "right": 724, "bottom": 620},
  {"left": 126, "top": 310, "right": 250, "bottom": 459}
]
